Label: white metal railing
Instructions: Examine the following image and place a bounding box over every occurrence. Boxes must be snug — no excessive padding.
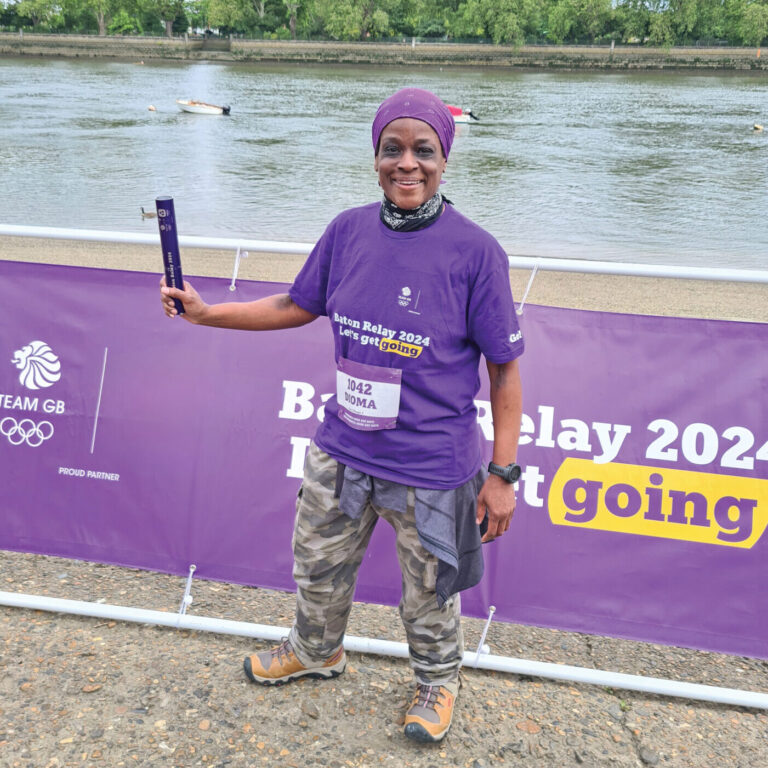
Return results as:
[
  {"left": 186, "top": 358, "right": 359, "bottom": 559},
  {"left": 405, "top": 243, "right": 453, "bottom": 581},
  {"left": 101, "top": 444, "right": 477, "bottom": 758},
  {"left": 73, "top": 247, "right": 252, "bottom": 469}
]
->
[
  {"left": 3, "top": 224, "right": 768, "bottom": 285},
  {"left": 2, "top": 590, "right": 768, "bottom": 709},
  {"left": 0, "top": 224, "right": 313, "bottom": 256}
]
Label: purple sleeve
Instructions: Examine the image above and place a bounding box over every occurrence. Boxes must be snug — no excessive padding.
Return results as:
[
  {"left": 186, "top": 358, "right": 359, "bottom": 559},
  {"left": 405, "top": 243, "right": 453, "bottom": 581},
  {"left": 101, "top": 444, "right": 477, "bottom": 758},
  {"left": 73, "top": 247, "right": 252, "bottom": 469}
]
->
[
  {"left": 288, "top": 225, "right": 334, "bottom": 317},
  {"left": 467, "top": 247, "right": 525, "bottom": 363}
]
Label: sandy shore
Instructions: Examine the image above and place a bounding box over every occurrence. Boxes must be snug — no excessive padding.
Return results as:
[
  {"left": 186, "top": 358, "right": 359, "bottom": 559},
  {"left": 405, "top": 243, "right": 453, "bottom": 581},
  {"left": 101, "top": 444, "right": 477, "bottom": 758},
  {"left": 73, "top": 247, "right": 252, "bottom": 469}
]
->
[
  {"left": 3, "top": 236, "right": 767, "bottom": 323},
  {"left": 1, "top": 237, "right": 767, "bottom": 767}
]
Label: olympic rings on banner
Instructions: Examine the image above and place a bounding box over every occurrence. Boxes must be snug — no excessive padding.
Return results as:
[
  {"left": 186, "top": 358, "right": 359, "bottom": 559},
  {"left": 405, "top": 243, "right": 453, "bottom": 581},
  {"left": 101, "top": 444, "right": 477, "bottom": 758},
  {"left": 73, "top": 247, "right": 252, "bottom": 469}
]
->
[{"left": 0, "top": 417, "right": 55, "bottom": 447}]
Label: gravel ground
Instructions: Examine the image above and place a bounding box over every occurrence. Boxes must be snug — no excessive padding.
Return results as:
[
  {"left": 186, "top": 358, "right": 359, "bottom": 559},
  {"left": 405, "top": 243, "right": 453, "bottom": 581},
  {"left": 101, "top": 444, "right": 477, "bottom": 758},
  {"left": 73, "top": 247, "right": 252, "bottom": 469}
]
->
[{"left": 1, "top": 550, "right": 768, "bottom": 768}]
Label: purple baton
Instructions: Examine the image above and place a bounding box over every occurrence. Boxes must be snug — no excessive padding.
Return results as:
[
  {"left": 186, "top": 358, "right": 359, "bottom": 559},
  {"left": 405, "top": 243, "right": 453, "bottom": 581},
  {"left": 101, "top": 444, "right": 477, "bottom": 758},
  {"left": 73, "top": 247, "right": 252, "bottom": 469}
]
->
[{"left": 155, "top": 196, "right": 185, "bottom": 315}]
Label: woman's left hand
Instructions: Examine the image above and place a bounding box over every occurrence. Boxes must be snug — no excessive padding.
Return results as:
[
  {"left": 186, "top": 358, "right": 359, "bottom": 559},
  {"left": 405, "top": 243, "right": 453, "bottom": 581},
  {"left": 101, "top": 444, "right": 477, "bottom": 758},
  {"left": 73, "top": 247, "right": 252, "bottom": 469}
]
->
[{"left": 476, "top": 474, "right": 516, "bottom": 543}]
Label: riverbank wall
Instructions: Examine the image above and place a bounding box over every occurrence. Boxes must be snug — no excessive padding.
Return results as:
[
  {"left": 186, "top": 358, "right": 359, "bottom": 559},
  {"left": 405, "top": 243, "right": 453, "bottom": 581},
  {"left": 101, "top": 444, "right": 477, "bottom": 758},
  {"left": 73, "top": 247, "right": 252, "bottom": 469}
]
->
[{"left": 1, "top": 33, "right": 767, "bottom": 71}]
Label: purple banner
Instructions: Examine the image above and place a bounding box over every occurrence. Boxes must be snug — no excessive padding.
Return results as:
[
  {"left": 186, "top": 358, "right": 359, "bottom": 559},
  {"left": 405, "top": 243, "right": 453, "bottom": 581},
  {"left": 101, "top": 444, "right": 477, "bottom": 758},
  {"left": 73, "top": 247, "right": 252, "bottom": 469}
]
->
[{"left": 1, "top": 260, "right": 767, "bottom": 659}]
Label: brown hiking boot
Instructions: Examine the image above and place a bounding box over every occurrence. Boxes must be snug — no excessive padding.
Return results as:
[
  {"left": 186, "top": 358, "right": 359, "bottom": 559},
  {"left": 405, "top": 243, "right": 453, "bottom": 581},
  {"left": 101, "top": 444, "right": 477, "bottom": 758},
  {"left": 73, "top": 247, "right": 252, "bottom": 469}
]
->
[
  {"left": 243, "top": 638, "right": 346, "bottom": 686},
  {"left": 403, "top": 680, "right": 458, "bottom": 742}
]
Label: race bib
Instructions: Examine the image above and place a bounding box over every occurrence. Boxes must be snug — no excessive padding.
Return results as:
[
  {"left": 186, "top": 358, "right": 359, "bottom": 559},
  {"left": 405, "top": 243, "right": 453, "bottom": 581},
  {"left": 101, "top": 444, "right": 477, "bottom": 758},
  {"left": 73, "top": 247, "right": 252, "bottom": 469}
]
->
[{"left": 336, "top": 357, "right": 402, "bottom": 431}]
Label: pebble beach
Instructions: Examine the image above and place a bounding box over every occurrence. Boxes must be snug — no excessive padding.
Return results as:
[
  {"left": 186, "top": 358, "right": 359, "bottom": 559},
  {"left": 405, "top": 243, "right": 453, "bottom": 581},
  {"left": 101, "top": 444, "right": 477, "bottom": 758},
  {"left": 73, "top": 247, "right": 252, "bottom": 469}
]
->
[{"left": 1, "top": 237, "right": 767, "bottom": 767}]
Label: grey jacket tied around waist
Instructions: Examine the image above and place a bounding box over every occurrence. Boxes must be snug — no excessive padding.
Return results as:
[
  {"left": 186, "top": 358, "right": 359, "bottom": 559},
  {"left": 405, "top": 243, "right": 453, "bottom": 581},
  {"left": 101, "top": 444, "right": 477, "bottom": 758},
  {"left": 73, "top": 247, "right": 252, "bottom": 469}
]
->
[{"left": 335, "top": 463, "right": 488, "bottom": 606}]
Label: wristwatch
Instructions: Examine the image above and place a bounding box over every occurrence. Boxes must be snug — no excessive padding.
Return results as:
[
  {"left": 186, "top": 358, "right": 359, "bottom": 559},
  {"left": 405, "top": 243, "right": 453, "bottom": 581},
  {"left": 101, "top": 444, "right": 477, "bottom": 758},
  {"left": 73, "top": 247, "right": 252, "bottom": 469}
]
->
[{"left": 488, "top": 461, "right": 522, "bottom": 484}]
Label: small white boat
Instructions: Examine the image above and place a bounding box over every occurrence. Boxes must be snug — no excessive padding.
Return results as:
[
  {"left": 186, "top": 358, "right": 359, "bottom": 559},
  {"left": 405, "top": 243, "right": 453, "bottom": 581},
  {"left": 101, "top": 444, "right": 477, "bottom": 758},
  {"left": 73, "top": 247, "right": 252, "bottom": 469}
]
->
[
  {"left": 447, "top": 105, "right": 479, "bottom": 124},
  {"left": 176, "top": 99, "right": 230, "bottom": 115}
]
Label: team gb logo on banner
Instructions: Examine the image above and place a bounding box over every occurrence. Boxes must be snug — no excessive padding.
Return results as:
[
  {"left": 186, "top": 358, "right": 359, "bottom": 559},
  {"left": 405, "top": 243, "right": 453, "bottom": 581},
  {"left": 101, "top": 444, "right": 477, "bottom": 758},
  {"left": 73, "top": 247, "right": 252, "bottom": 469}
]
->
[
  {"left": 1, "top": 341, "right": 64, "bottom": 448},
  {"left": 12, "top": 340, "right": 62, "bottom": 390}
]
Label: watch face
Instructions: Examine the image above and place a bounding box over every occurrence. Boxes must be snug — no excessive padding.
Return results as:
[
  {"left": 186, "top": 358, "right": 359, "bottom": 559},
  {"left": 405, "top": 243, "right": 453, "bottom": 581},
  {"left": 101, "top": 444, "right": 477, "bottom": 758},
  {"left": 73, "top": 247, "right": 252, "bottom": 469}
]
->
[{"left": 490, "top": 462, "right": 521, "bottom": 483}]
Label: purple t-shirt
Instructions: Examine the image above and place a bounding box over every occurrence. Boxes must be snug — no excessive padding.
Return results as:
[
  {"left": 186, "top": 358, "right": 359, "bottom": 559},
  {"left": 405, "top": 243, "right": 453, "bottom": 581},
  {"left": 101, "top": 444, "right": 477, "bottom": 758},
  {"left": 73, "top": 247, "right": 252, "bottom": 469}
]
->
[{"left": 290, "top": 202, "right": 524, "bottom": 489}]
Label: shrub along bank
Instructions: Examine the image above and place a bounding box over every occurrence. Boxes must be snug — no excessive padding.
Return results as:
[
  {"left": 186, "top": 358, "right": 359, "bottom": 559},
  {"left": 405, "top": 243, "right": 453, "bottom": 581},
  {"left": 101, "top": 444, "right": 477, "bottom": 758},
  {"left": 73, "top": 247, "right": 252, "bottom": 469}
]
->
[{"left": 1, "top": 33, "right": 767, "bottom": 71}]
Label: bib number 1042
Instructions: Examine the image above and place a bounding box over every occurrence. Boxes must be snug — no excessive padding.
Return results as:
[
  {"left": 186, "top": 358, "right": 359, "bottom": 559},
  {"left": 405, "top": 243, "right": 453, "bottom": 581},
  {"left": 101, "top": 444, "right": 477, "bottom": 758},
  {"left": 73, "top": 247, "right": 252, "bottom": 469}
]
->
[{"left": 347, "top": 379, "right": 373, "bottom": 396}]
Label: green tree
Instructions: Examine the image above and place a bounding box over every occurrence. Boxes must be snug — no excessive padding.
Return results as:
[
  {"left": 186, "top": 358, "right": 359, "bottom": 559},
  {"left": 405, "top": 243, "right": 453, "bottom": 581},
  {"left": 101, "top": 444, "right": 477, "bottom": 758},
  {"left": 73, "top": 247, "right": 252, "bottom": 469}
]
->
[
  {"left": 207, "top": 0, "right": 285, "bottom": 33},
  {"left": 457, "top": 0, "right": 541, "bottom": 44},
  {"left": 206, "top": 0, "right": 247, "bottom": 29},
  {"left": 717, "top": 0, "right": 746, "bottom": 42},
  {"left": 547, "top": 0, "right": 577, "bottom": 42},
  {"left": 54, "top": 0, "right": 97, "bottom": 32},
  {"left": 83, "top": 0, "right": 120, "bottom": 34},
  {"left": 409, "top": 0, "right": 464, "bottom": 38},
  {"left": 295, "top": 0, "right": 327, "bottom": 37},
  {"left": 741, "top": 0, "right": 768, "bottom": 44},
  {"left": 108, "top": 6, "right": 143, "bottom": 31},
  {"left": 185, "top": 0, "right": 208, "bottom": 28},
  {"left": 16, "top": 0, "right": 61, "bottom": 27},
  {"left": 659, "top": 0, "right": 728, "bottom": 43},
  {"left": 444, "top": 1, "right": 481, "bottom": 38},
  {"left": 284, "top": 0, "right": 298, "bottom": 36},
  {"left": 694, "top": 0, "right": 727, "bottom": 40},
  {"left": 130, "top": 0, "right": 164, "bottom": 35},
  {"left": 667, "top": 0, "right": 698, "bottom": 40},
  {"left": 544, "top": 0, "right": 614, "bottom": 42},
  {"left": 312, "top": 0, "right": 398, "bottom": 39},
  {"left": 574, "top": 0, "right": 611, "bottom": 40},
  {"left": 614, "top": 0, "right": 651, "bottom": 42},
  {"left": 156, "top": 0, "right": 184, "bottom": 35},
  {"left": 647, "top": 8, "right": 673, "bottom": 43}
]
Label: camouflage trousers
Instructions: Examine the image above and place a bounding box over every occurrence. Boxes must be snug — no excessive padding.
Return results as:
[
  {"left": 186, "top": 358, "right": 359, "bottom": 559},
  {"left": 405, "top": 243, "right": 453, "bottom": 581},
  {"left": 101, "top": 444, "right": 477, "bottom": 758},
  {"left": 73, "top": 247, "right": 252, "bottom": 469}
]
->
[{"left": 287, "top": 442, "right": 463, "bottom": 685}]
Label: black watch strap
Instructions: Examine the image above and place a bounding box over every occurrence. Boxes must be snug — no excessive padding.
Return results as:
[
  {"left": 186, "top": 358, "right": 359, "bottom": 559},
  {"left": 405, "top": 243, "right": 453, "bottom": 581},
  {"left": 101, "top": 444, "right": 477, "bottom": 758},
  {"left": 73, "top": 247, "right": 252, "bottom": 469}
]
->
[{"left": 488, "top": 461, "right": 522, "bottom": 484}]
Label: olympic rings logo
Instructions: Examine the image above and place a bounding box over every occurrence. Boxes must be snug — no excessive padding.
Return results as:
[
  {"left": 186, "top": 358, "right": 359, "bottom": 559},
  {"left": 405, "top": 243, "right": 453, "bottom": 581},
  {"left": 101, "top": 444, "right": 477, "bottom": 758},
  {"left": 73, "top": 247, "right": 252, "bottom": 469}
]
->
[{"left": 0, "top": 417, "right": 55, "bottom": 447}]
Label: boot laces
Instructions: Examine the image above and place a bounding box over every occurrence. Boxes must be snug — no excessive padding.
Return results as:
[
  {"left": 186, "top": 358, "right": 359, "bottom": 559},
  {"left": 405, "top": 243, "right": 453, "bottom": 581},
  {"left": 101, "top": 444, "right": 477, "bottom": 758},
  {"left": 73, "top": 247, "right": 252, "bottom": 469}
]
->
[
  {"left": 271, "top": 638, "right": 295, "bottom": 666},
  {"left": 414, "top": 683, "right": 444, "bottom": 711}
]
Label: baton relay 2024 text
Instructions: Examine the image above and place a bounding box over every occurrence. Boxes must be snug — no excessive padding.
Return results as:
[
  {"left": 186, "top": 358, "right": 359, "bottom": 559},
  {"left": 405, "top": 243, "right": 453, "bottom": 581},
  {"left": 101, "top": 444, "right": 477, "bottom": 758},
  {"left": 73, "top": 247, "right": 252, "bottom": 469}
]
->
[{"left": 277, "top": 380, "right": 768, "bottom": 549}]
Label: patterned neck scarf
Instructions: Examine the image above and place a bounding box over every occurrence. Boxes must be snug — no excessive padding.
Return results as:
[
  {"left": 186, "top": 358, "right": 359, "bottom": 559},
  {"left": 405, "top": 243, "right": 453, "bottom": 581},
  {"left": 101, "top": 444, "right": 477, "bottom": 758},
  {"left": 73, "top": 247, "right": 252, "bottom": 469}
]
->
[{"left": 379, "top": 193, "right": 447, "bottom": 232}]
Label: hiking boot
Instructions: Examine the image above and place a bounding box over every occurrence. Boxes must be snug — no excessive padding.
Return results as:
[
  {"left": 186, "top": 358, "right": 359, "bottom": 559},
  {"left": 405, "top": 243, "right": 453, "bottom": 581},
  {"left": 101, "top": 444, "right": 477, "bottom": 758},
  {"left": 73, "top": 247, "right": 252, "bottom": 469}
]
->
[
  {"left": 403, "top": 680, "right": 458, "bottom": 742},
  {"left": 243, "top": 638, "right": 346, "bottom": 686}
]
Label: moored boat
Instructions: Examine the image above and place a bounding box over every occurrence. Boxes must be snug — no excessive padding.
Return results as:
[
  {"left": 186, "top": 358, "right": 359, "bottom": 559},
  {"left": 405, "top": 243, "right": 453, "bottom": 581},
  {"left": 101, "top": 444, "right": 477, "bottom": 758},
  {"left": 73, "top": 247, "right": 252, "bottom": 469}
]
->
[
  {"left": 447, "top": 105, "right": 479, "bottom": 123},
  {"left": 176, "top": 99, "right": 231, "bottom": 115}
]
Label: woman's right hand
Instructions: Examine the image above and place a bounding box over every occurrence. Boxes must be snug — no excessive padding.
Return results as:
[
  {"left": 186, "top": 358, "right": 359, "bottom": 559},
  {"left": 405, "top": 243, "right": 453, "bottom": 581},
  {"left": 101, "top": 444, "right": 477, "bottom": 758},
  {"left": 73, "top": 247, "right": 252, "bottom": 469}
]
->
[{"left": 160, "top": 277, "right": 208, "bottom": 323}]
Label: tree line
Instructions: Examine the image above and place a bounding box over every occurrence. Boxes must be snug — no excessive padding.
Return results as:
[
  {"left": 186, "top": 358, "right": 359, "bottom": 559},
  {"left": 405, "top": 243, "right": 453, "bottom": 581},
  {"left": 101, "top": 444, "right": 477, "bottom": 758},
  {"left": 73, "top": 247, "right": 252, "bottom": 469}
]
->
[{"left": 3, "top": 0, "right": 768, "bottom": 46}]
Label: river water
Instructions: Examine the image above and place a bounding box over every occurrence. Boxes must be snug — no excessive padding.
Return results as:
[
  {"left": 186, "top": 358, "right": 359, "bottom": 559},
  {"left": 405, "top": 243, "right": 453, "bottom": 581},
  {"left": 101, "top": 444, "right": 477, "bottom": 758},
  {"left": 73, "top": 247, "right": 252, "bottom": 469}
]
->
[{"left": 1, "top": 57, "right": 767, "bottom": 268}]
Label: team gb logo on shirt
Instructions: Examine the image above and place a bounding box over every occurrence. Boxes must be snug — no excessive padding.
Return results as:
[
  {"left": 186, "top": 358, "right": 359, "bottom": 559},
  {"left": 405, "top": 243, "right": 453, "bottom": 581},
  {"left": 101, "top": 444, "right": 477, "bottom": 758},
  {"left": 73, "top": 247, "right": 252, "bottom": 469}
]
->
[{"left": 398, "top": 286, "right": 412, "bottom": 307}]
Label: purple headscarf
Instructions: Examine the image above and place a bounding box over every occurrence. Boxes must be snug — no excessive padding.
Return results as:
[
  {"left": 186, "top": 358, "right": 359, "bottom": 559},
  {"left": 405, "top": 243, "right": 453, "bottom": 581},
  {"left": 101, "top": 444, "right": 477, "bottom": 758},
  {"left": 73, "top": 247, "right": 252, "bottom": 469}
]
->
[{"left": 372, "top": 88, "right": 455, "bottom": 159}]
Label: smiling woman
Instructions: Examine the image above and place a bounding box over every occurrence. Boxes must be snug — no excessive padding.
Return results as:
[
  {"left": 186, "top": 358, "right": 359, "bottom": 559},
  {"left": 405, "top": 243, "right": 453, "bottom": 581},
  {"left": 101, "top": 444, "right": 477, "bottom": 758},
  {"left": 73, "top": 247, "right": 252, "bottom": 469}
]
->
[
  {"left": 159, "top": 87, "right": 525, "bottom": 746},
  {"left": 371, "top": 88, "right": 455, "bottom": 232},
  {"left": 374, "top": 118, "right": 447, "bottom": 210}
]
